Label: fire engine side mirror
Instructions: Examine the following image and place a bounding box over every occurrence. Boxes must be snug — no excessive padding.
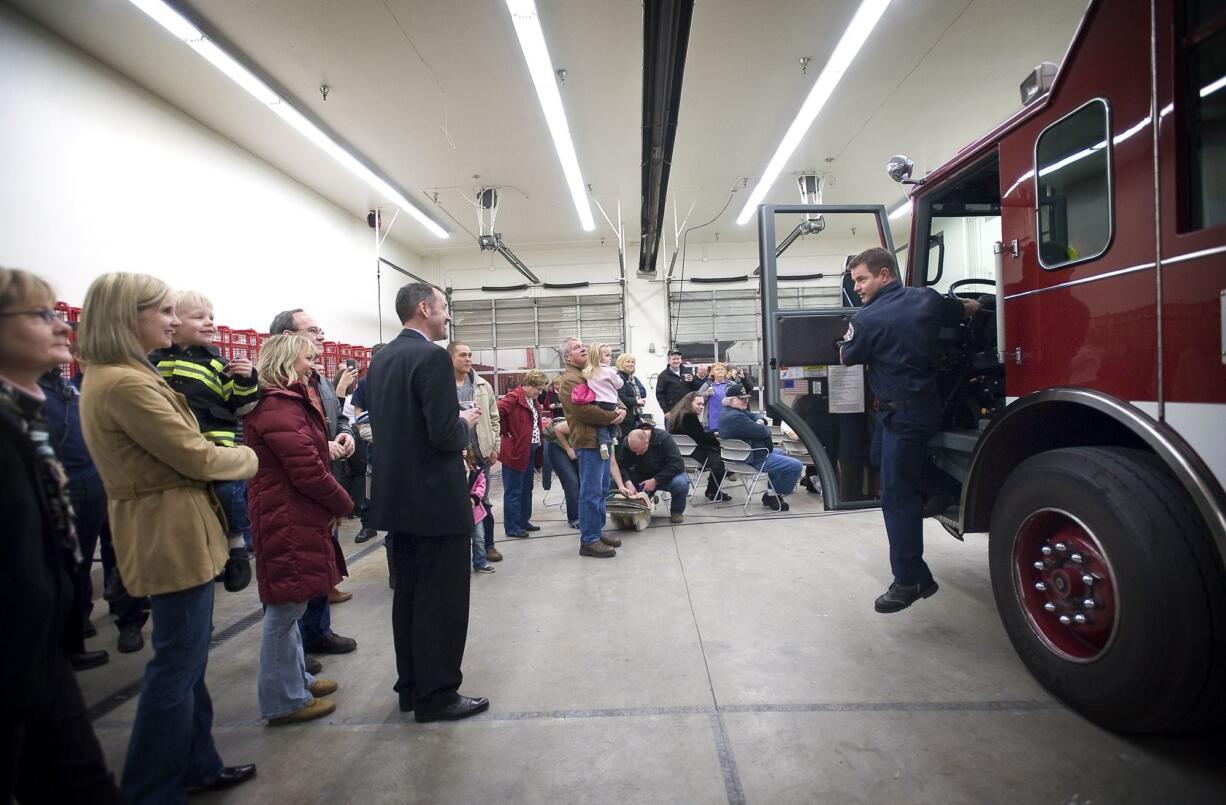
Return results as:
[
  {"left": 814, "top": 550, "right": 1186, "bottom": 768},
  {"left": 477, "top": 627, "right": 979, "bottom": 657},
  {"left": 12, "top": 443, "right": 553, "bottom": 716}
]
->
[{"left": 886, "top": 154, "right": 919, "bottom": 185}]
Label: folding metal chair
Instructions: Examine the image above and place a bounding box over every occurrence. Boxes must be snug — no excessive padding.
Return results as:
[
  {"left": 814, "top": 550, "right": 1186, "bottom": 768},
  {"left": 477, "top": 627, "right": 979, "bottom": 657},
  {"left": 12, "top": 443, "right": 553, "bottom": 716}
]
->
[
  {"left": 713, "top": 438, "right": 778, "bottom": 515},
  {"left": 670, "top": 434, "right": 708, "bottom": 503}
]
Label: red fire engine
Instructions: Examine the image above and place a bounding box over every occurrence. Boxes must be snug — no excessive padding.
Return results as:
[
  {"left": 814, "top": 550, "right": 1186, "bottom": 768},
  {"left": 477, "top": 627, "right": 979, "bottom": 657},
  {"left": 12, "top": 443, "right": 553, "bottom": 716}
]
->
[{"left": 759, "top": 0, "right": 1225, "bottom": 733}]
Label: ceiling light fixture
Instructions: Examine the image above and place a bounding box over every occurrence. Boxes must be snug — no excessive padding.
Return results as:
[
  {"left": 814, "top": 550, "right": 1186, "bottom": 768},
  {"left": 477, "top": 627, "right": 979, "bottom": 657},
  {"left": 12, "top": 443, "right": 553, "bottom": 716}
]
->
[
  {"left": 735, "top": 0, "right": 892, "bottom": 226},
  {"left": 126, "top": 0, "right": 449, "bottom": 239},
  {"left": 505, "top": 0, "right": 596, "bottom": 232}
]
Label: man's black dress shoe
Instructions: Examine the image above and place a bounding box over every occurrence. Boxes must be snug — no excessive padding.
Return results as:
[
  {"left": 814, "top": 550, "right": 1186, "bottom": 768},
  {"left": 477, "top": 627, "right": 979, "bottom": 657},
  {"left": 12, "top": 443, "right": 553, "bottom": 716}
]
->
[
  {"left": 71, "top": 650, "right": 109, "bottom": 671},
  {"left": 524, "top": 523, "right": 541, "bottom": 532},
  {"left": 874, "top": 580, "right": 940, "bottom": 613},
  {"left": 305, "top": 656, "right": 323, "bottom": 675},
  {"left": 505, "top": 532, "right": 529, "bottom": 539},
  {"left": 414, "top": 695, "right": 489, "bottom": 723},
  {"left": 189, "top": 764, "right": 256, "bottom": 794},
  {"left": 82, "top": 621, "right": 98, "bottom": 639},
  {"left": 354, "top": 527, "right": 377, "bottom": 544},
  {"left": 305, "top": 633, "right": 357, "bottom": 655}
]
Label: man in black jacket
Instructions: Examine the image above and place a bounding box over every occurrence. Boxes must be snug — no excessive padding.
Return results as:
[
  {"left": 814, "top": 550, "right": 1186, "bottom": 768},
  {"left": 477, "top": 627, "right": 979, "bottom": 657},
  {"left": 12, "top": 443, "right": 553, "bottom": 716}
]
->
[
  {"left": 366, "top": 282, "right": 488, "bottom": 723},
  {"left": 654, "top": 350, "right": 707, "bottom": 419},
  {"left": 611, "top": 427, "right": 691, "bottom": 524}
]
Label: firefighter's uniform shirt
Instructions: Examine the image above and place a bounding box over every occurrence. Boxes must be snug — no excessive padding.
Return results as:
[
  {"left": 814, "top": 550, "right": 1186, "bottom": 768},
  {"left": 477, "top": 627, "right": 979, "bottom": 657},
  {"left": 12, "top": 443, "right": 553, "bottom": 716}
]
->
[
  {"left": 149, "top": 344, "right": 259, "bottom": 446},
  {"left": 839, "top": 280, "right": 963, "bottom": 405}
]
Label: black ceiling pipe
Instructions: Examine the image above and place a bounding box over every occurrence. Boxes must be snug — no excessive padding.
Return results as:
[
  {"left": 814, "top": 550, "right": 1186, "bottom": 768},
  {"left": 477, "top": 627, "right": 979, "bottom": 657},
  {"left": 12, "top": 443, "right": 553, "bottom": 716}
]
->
[{"left": 638, "top": 0, "right": 694, "bottom": 276}]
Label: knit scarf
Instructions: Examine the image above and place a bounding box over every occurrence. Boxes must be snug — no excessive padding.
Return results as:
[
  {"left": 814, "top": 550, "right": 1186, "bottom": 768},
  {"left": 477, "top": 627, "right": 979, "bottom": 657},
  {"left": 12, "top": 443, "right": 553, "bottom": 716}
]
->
[{"left": 0, "top": 379, "right": 81, "bottom": 565}]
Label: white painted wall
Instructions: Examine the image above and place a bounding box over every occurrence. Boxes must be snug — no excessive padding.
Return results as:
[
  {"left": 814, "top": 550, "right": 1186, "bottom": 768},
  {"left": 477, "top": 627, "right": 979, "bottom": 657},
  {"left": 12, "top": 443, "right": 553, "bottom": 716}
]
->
[
  {"left": 0, "top": 8, "right": 420, "bottom": 347},
  {"left": 431, "top": 227, "right": 881, "bottom": 419}
]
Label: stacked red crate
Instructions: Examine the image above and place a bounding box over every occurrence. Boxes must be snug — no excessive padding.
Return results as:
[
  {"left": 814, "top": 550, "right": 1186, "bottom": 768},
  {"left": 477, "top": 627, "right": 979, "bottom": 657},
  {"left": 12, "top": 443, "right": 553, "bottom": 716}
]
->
[
  {"left": 215, "top": 326, "right": 233, "bottom": 360},
  {"left": 54, "top": 302, "right": 80, "bottom": 377},
  {"left": 321, "top": 341, "right": 340, "bottom": 378},
  {"left": 229, "top": 328, "right": 258, "bottom": 362}
]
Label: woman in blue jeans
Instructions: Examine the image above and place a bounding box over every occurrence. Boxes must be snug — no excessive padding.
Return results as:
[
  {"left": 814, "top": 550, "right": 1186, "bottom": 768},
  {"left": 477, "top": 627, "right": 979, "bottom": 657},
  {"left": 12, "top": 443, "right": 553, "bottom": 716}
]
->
[
  {"left": 496, "top": 369, "right": 548, "bottom": 537},
  {"left": 78, "top": 273, "right": 260, "bottom": 804}
]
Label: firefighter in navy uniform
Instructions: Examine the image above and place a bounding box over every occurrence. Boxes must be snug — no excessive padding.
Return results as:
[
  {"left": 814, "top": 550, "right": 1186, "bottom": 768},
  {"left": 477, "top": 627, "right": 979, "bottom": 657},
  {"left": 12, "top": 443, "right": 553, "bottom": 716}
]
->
[{"left": 839, "top": 247, "right": 978, "bottom": 613}]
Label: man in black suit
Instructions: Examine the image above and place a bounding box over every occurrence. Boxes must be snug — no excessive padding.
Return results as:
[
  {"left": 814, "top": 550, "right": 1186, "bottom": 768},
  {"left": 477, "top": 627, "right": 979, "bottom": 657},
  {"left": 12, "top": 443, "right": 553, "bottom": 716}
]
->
[
  {"left": 366, "top": 282, "right": 488, "bottom": 723},
  {"left": 654, "top": 349, "right": 707, "bottom": 419}
]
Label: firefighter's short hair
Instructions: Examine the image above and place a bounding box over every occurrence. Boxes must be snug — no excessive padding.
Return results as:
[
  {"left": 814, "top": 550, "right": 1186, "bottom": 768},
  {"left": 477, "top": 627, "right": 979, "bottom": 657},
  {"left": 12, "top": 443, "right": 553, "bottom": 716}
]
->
[{"left": 849, "top": 246, "right": 896, "bottom": 277}]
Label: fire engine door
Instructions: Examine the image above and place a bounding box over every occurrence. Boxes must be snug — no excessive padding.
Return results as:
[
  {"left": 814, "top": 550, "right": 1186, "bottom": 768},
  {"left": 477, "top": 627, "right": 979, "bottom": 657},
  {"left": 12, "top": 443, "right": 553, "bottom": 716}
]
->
[{"left": 757, "top": 204, "right": 896, "bottom": 510}]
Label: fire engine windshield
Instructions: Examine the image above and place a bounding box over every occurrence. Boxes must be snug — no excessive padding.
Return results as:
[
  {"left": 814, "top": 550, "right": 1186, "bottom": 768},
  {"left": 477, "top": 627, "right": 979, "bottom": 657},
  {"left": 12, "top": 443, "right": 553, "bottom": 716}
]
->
[{"left": 916, "top": 156, "right": 1002, "bottom": 297}]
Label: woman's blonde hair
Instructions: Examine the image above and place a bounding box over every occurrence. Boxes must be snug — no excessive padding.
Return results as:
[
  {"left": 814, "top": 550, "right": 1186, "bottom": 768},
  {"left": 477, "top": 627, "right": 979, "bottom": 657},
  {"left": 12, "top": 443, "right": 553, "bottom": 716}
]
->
[
  {"left": 77, "top": 272, "right": 170, "bottom": 367},
  {"left": 614, "top": 352, "right": 636, "bottom": 373},
  {"left": 257, "top": 334, "right": 315, "bottom": 390},
  {"left": 582, "top": 342, "right": 610, "bottom": 379},
  {"left": 0, "top": 267, "right": 55, "bottom": 312},
  {"left": 710, "top": 361, "right": 728, "bottom": 377}
]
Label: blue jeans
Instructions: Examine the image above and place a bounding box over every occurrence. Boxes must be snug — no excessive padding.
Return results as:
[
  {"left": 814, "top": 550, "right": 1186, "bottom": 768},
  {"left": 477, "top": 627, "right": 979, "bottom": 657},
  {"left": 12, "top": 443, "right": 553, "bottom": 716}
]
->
[
  {"left": 471, "top": 522, "right": 489, "bottom": 569},
  {"left": 541, "top": 441, "right": 553, "bottom": 489},
  {"left": 121, "top": 582, "right": 223, "bottom": 805},
  {"left": 299, "top": 594, "right": 331, "bottom": 648},
  {"left": 258, "top": 601, "right": 313, "bottom": 720},
  {"left": 577, "top": 448, "right": 611, "bottom": 545},
  {"left": 758, "top": 450, "right": 804, "bottom": 496},
  {"left": 502, "top": 446, "right": 538, "bottom": 535},
  {"left": 631, "top": 473, "right": 691, "bottom": 514},
  {"left": 480, "top": 466, "right": 495, "bottom": 550},
  {"left": 67, "top": 475, "right": 107, "bottom": 644},
  {"left": 870, "top": 399, "right": 942, "bottom": 586},
  {"left": 211, "top": 480, "right": 251, "bottom": 549},
  {"left": 545, "top": 442, "right": 580, "bottom": 523}
]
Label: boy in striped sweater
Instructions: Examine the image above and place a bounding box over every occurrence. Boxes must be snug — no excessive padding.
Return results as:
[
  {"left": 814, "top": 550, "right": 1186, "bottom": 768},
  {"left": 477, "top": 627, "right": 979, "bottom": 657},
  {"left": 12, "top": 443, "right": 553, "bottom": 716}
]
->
[{"left": 149, "top": 290, "right": 259, "bottom": 591}]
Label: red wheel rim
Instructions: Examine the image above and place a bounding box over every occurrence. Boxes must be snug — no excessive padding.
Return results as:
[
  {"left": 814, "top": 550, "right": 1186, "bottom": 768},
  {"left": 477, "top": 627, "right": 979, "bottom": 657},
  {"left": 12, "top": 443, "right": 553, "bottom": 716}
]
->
[{"left": 1011, "top": 508, "right": 1119, "bottom": 663}]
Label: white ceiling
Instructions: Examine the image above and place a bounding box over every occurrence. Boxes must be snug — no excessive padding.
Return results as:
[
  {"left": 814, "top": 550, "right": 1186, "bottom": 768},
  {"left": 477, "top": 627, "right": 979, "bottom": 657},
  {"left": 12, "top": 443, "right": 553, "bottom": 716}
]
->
[{"left": 8, "top": 0, "right": 1088, "bottom": 257}]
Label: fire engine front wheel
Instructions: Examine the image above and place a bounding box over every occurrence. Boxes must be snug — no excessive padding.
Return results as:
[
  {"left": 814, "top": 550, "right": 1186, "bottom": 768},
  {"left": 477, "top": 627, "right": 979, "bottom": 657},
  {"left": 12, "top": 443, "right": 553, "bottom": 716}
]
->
[{"left": 989, "top": 446, "right": 1226, "bottom": 734}]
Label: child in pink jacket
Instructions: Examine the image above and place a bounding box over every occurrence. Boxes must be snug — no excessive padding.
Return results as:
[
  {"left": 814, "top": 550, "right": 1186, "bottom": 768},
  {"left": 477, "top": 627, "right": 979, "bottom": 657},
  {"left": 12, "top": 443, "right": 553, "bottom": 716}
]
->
[{"left": 466, "top": 449, "right": 495, "bottom": 574}]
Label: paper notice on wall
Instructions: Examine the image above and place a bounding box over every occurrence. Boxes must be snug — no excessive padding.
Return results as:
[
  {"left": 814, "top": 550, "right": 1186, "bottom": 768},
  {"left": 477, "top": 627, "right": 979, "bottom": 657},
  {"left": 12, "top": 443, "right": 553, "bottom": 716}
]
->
[
  {"left": 827, "top": 365, "right": 865, "bottom": 414},
  {"left": 779, "top": 365, "right": 804, "bottom": 379}
]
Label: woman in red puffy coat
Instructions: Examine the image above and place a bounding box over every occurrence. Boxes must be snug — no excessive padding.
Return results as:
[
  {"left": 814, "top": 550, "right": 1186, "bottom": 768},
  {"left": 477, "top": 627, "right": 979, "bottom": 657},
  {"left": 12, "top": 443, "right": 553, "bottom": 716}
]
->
[
  {"left": 497, "top": 368, "right": 549, "bottom": 538},
  {"left": 245, "top": 335, "right": 353, "bottom": 726}
]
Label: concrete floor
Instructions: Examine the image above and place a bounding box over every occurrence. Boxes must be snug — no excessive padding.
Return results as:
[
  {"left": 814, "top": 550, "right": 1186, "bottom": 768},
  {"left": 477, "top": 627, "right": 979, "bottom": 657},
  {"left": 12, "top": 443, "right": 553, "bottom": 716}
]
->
[{"left": 78, "top": 476, "right": 1226, "bottom": 804}]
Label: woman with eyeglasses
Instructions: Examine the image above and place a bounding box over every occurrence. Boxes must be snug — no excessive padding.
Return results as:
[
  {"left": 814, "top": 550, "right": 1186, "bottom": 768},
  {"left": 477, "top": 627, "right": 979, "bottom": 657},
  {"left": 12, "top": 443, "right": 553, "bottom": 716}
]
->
[
  {"left": 0, "top": 268, "right": 120, "bottom": 803},
  {"left": 77, "top": 272, "right": 259, "bottom": 804}
]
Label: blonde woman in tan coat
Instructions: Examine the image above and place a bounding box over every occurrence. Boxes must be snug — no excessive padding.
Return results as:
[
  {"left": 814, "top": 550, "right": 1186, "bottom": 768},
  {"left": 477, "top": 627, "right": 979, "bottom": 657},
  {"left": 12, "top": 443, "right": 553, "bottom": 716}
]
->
[{"left": 78, "top": 273, "right": 259, "bottom": 805}]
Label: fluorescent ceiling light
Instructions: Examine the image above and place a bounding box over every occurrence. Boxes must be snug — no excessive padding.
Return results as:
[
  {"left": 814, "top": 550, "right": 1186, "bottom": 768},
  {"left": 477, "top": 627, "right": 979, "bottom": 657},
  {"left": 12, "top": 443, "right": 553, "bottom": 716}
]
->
[
  {"left": 126, "top": 0, "right": 448, "bottom": 239},
  {"left": 736, "top": 0, "right": 892, "bottom": 226},
  {"left": 1200, "top": 73, "right": 1226, "bottom": 99},
  {"left": 1038, "top": 140, "right": 1106, "bottom": 178},
  {"left": 888, "top": 200, "right": 911, "bottom": 220},
  {"left": 505, "top": 0, "right": 596, "bottom": 232}
]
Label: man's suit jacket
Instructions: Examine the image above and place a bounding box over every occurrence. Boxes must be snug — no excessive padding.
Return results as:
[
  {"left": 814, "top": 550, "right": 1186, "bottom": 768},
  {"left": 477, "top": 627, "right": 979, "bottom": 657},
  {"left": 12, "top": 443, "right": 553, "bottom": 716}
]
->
[{"left": 367, "top": 328, "right": 471, "bottom": 536}]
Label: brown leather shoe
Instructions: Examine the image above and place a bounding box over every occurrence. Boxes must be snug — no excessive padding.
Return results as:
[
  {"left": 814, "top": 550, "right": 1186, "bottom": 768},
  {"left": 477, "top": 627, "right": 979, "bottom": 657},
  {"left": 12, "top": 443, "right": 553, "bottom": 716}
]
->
[
  {"left": 308, "top": 678, "right": 338, "bottom": 697},
  {"left": 580, "top": 541, "right": 616, "bottom": 558},
  {"left": 600, "top": 533, "right": 622, "bottom": 548},
  {"left": 670, "top": 513, "right": 684, "bottom": 524},
  {"left": 486, "top": 547, "right": 503, "bottom": 562},
  {"left": 267, "top": 697, "right": 335, "bottom": 726},
  {"left": 328, "top": 587, "right": 352, "bottom": 604}
]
